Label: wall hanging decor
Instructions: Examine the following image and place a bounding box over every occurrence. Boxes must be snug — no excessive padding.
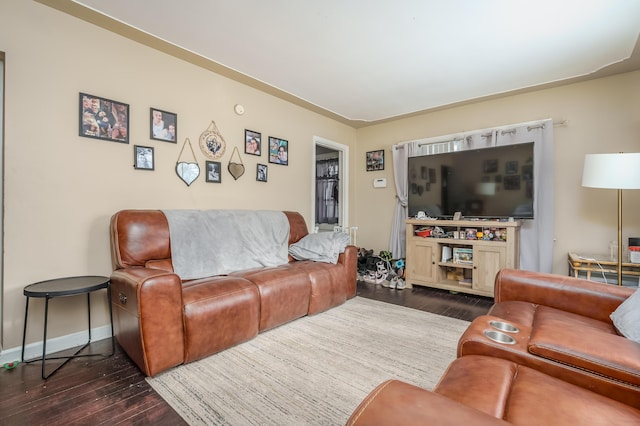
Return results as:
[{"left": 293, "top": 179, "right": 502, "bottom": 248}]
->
[
  {"left": 268, "top": 136, "right": 288, "bottom": 165},
  {"left": 134, "top": 145, "right": 154, "bottom": 170},
  {"left": 245, "top": 129, "right": 262, "bottom": 156},
  {"left": 199, "top": 120, "right": 226, "bottom": 160},
  {"left": 227, "top": 146, "right": 245, "bottom": 180},
  {"left": 150, "top": 108, "right": 177, "bottom": 142},
  {"left": 176, "top": 138, "right": 200, "bottom": 186},
  {"left": 206, "top": 161, "right": 222, "bottom": 183},
  {"left": 366, "top": 149, "right": 384, "bottom": 171},
  {"left": 79, "top": 92, "right": 129, "bottom": 143},
  {"left": 257, "top": 164, "right": 268, "bottom": 182}
]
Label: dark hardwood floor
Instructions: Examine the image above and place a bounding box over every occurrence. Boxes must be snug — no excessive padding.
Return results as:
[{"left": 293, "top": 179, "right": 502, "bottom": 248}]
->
[{"left": 0, "top": 282, "right": 492, "bottom": 425}]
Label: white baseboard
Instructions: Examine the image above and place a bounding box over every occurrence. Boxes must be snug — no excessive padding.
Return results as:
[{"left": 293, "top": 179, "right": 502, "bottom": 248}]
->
[{"left": 0, "top": 325, "right": 113, "bottom": 365}]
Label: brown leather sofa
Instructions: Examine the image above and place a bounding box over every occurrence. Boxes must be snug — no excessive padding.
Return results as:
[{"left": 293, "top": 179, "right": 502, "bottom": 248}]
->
[
  {"left": 109, "top": 209, "right": 357, "bottom": 376},
  {"left": 348, "top": 269, "right": 640, "bottom": 424}
]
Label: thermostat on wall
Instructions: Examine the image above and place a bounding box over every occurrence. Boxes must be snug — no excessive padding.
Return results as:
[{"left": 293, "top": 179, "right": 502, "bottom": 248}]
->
[{"left": 373, "top": 178, "right": 387, "bottom": 188}]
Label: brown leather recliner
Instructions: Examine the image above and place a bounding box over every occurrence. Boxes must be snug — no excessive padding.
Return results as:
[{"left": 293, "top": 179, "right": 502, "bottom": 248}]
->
[
  {"left": 348, "top": 269, "right": 640, "bottom": 424},
  {"left": 457, "top": 268, "right": 639, "bottom": 406},
  {"left": 109, "top": 209, "right": 357, "bottom": 376},
  {"left": 347, "top": 355, "right": 640, "bottom": 425}
]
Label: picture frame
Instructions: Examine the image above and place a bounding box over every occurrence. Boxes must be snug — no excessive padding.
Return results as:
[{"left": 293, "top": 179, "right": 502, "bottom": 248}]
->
[
  {"left": 245, "top": 129, "right": 262, "bottom": 156},
  {"left": 205, "top": 161, "right": 222, "bottom": 183},
  {"left": 505, "top": 160, "right": 519, "bottom": 175},
  {"left": 256, "top": 164, "right": 268, "bottom": 182},
  {"left": 483, "top": 159, "right": 498, "bottom": 173},
  {"left": 80, "top": 93, "right": 129, "bottom": 143},
  {"left": 150, "top": 108, "right": 177, "bottom": 142},
  {"left": 503, "top": 175, "right": 521, "bottom": 190},
  {"left": 133, "top": 145, "right": 154, "bottom": 170},
  {"left": 366, "top": 150, "right": 384, "bottom": 171},
  {"left": 268, "top": 137, "right": 288, "bottom": 165},
  {"left": 428, "top": 168, "right": 436, "bottom": 183}
]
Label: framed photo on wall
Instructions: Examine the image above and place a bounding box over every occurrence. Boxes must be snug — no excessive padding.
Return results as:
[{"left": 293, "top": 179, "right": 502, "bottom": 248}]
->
[
  {"left": 133, "top": 145, "right": 154, "bottom": 170},
  {"left": 366, "top": 150, "right": 384, "bottom": 171},
  {"left": 80, "top": 93, "right": 129, "bottom": 143},
  {"left": 257, "top": 164, "right": 268, "bottom": 182},
  {"left": 206, "top": 161, "right": 222, "bottom": 183},
  {"left": 268, "top": 137, "right": 288, "bottom": 165},
  {"left": 150, "top": 108, "right": 177, "bottom": 142},
  {"left": 245, "top": 129, "right": 262, "bottom": 156}
]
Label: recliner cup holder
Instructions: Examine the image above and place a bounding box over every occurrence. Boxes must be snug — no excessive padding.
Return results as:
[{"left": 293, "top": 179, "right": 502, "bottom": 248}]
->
[
  {"left": 489, "top": 320, "right": 519, "bottom": 333},
  {"left": 483, "top": 330, "right": 516, "bottom": 345}
]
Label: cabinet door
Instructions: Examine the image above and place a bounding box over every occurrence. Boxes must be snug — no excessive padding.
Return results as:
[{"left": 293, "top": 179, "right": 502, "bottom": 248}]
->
[
  {"left": 473, "top": 245, "right": 506, "bottom": 294},
  {"left": 409, "top": 240, "right": 438, "bottom": 283}
]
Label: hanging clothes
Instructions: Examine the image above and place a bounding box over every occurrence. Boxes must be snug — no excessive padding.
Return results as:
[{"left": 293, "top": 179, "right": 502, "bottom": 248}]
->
[{"left": 316, "top": 158, "right": 339, "bottom": 224}]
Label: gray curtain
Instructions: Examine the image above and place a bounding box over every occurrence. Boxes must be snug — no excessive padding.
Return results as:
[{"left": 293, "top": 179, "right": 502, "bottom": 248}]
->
[
  {"left": 388, "top": 143, "right": 413, "bottom": 258},
  {"left": 495, "top": 119, "right": 554, "bottom": 273}
]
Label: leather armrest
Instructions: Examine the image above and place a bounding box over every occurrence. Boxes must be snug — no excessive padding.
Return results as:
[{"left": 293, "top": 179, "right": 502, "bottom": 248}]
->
[
  {"left": 494, "top": 269, "right": 632, "bottom": 322},
  {"left": 110, "top": 267, "right": 184, "bottom": 376},
  {"left": 529, "top": 316, "right": 640, "bottom": 386},
  {"left": 338, "top": 245, "right": 357, "bottom": 298},
  {"left": 347, "top": 380, "right": 509, "bottom": 426}
]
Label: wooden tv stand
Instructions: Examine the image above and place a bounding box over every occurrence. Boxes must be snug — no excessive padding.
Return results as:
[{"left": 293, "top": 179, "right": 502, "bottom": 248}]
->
[{"left": 405, "top": 219, "right": 520, "bottom": 297}]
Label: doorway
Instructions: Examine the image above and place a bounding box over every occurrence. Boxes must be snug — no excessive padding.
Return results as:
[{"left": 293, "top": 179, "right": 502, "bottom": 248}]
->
[{"left": 312, "top": 136, "right": 349, "bottom": 232}]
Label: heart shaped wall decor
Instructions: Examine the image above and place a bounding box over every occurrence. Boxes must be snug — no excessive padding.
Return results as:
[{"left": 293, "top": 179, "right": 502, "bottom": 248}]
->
[
  {"left": 176, "top": 162, "right": 200, "bottom": 186},
  {"left": 228, "top": 162, "right": 245, "bottom": 180},
  {"left": 227, "top": 146, "right": 245, "bottom": 180}
]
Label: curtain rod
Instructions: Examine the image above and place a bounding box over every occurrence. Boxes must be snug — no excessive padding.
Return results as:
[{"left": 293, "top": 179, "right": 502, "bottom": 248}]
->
[{"left": 415, "top": 119, "right": 567, "bottom": 147}]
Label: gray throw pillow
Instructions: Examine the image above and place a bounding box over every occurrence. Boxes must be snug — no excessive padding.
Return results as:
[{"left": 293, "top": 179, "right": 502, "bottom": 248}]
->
[
  {"left": 288, "top": 232, "right": 350, "bottom": 264},
  {"left": 610, "top": 288, "right": 640, "bottom": 343}
]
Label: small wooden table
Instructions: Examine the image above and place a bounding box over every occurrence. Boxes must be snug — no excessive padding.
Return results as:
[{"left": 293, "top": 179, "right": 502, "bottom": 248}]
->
[
  {"left": 567, "top": 252, "right": 640, "bottom": 285},
  {"left": 21, "top": 276, "right": 114, "bottom": 379}
]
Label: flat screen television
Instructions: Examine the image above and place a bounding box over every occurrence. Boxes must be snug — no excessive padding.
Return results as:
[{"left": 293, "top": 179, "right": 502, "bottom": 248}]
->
[{"left": 407, "top": 142, "right": 534, "bottom": 219}]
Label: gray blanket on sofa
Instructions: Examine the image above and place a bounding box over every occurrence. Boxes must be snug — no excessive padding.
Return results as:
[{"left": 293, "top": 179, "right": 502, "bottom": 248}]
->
[{"left": 162, "top": 209, "right": 290, "bottom": 280}]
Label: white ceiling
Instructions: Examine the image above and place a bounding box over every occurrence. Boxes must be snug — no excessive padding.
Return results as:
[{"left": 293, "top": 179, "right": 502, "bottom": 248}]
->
[{"left": 63, "top": 1, "right": 640, "bottom": 124}]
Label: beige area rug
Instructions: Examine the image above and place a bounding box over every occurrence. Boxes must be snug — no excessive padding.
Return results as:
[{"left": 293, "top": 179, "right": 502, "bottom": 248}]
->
[{"left": 147, "top": 297, "right": 469, "bottom": 425}]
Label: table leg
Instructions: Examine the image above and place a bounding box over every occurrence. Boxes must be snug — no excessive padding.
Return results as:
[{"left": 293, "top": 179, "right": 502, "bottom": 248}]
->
[
  {"left": 87, "top": 292, "right": 92, "bottom": 342},
  {"left": 41, "top": 296, "right": 50, "bottom": 379},
  {"left": 21, "top": 297, "right": 30, "bottom": 362}
]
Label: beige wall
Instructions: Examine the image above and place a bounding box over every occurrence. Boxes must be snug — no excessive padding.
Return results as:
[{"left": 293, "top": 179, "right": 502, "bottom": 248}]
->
[
  {"left": 354, "top": 71, "right": 640, "bottom": 276},
  {"left": 0, "top": 1, "right": 356, "bottom": 349},
  {"left": 2, "top": 1, "right": 639, "bottom": 352}
]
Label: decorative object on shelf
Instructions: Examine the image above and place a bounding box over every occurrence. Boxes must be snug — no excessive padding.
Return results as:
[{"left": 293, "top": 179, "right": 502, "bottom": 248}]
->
[
  {"left": 79, "top": 92, "right": 129, "bottom": 143},
  {"left": 176, "top": 138, "right": 200, "bottom": 186},
  {"left": 245, "top": 129, "right": 261, "bottom": 156},
  {"left": 256, "top": 164, "right": 268, "bottom": 182},
  {"left": 268, "top": 136, "right": 288, "bottom": 165},
  {"left": 199, "top": 121, "right": 226, "bottom": 160},
  {"left": 366, "top": 150, "right": 384, "bottom": 171},
  {"left": 227, "top": 146, "right": 245, "bottom": 180},
  {"left": 150, "top": 108, "right": 177, "bottom": 142},
  {"left": 205, "top": 161, "right": 221, "bottom": 183},
  {"left": 582, "top": 152, "right": 640, "bottom": 285},
  {"left": 133, "top": 145, "right": 154, "bottom": 170}
]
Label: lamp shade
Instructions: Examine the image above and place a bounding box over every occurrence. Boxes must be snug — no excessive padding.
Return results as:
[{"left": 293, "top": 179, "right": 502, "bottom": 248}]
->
[{"left": 582, "top": 153, "right": 640, "bottom": 189}]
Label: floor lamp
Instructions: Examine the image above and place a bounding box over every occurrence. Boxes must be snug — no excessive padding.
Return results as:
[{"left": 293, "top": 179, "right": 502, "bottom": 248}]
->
[{"left": 582, "top": 153, "right": 640, "bottom": 285}]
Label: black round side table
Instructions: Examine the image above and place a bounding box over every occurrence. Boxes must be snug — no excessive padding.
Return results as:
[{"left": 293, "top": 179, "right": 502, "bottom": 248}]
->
[{"left": 21, "top": 276, "right": 115, "bottom": 379}]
